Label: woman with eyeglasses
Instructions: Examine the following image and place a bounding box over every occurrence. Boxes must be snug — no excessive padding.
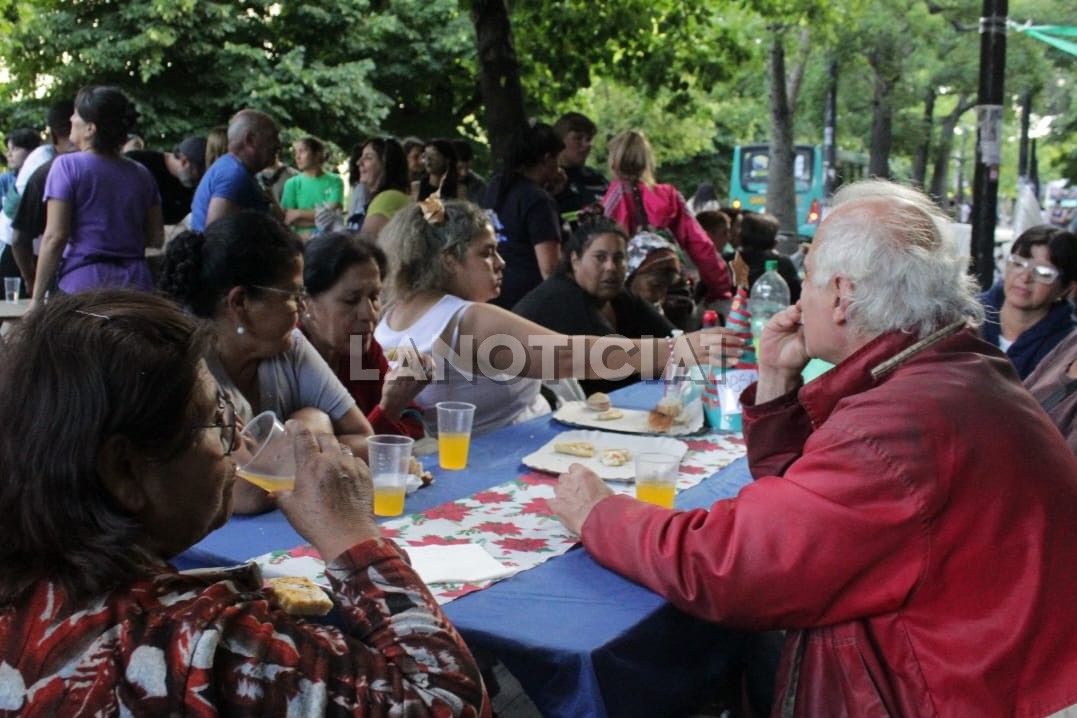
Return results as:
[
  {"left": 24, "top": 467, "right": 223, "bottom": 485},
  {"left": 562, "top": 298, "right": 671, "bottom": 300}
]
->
[
  {"left": 0, "top": 290, "right": 488, "bottom": 716},
  {"left": 159, "top": 211, "right": 374, "bottom": 512},
  {"left": 979, "top": 225, "right": 1076, "bottom": 378}
]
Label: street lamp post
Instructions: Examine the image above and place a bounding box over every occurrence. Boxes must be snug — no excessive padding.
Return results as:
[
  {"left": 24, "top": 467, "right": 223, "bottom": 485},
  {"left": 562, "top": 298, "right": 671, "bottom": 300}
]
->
[{"left": 970, "top": 0, "right": 1007, "bottom": 290}]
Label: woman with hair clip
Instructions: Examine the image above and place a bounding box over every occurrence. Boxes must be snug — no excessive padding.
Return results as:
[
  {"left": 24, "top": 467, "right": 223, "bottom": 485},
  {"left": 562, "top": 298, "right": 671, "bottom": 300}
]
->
[
  {"left": 159, "top": 211, "right": 374, "bottom": 513},
  {"left": 481, "top": 121, "right": 564, "bottom": 308},
  {"left": 374, "top": 197, "right": 740, "bottom": 436},
  {"left": 32, "top": 85, "right": 163, "bottom": 303},
  {"left": 351, "top": 136, "right": 412, "bottom": 239},
  {"left": 514, "top": 210, "right": 674, "bottom": 395},
  {"left": 602, "top": 129, "right": 731, "bottom": 305}
]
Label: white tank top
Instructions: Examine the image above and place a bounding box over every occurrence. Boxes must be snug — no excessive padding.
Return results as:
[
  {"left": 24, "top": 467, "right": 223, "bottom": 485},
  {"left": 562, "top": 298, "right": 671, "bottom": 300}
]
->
[{"left": 374, "top": 294, "right": 549, "bottom": 436}]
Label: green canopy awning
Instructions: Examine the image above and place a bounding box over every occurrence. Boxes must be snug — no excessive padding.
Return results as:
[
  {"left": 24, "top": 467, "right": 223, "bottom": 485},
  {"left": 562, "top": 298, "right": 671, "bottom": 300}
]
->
[{"left": 1010, "top": 23, "right": 1077, "bottom": 58}]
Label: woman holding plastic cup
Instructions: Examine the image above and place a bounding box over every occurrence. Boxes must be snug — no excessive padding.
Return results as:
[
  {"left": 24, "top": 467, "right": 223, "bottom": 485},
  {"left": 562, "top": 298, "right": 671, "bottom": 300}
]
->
[
  {"left": 374, "top": 198, "right": 742, "bottom": 437},
  {"left": 159, "top": 211, "right": 374, "bottom": 513},
  {"left": 0, "top": 291, "right": 489, "bottom": 715}
]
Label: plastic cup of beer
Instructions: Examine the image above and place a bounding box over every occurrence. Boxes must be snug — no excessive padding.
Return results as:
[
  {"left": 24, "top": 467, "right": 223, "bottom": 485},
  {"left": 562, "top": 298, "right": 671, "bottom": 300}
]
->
[
  {"left": 235, "top": 411, "right": 295, "bottom": 492},
  {"left": 436, "top": 401, "right": 475, "bottom": 470},
  {"left": 368, "top": 434, "right": 414, "bottom": 516},
  {"left": 634, "top": 452, "right": 680, "bottom": 508},
  {"left": 4, "top": 277, "right": 20, "bottom": 303}
]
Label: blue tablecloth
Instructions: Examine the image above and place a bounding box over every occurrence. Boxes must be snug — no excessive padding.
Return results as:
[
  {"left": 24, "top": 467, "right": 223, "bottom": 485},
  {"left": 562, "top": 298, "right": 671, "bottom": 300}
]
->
[{"left": 176, "top": 381, "right": 756, "bottom": 718}]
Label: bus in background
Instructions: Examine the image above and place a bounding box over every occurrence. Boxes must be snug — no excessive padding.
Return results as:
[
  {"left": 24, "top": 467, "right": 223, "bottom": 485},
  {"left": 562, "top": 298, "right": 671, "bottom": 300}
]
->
[{"left": 728, "top": 144, "right": 868, "bottom": 239}]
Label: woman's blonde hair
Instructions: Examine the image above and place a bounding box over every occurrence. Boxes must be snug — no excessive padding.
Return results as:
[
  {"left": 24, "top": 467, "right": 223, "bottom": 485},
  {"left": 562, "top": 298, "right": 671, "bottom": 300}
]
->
[
  {"left": 607, "top": 130, "right": 656, "bottom": 186},
  {"left": 379, "top": 200, "right": 492, "bottom": 302}
]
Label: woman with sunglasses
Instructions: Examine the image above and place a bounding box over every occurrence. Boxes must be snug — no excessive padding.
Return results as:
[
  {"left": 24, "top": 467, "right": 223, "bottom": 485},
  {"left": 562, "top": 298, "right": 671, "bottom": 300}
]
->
[
  {"left": 160, "top": 211, "right": 374, "bottom": 512},
  {"left": 979, "top": 225, "right": 1076, "bottom": 378},
  {"left": 0, "top": 290, "right": 488, "bottom": 716}
]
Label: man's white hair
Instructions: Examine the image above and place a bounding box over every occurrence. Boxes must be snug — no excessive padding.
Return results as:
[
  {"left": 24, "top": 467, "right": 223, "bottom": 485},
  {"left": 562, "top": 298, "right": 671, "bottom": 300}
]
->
[{"left": 810, "top": 179, "right": 984, "bottom": 339}]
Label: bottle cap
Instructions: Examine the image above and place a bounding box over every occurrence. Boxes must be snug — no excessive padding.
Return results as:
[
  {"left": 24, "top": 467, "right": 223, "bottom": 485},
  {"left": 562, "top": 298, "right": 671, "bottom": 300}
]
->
[{"left": 765, "top": 259, "right": 778, "bottom": 272}]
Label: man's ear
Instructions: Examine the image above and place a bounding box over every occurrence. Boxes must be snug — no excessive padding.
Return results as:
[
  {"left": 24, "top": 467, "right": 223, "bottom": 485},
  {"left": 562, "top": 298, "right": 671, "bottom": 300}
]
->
[
  {"left": 97, "top": 435, "right": 148, "bottom": 514},
  {"left": 833, "top": 275, "right": 854, "bottom": 325}
]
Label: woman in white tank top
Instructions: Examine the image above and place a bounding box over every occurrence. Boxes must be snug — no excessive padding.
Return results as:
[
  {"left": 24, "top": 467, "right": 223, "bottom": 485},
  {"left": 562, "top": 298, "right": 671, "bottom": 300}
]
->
[{"left": 374, "top": 198, "right": 741, "bottom": 436}]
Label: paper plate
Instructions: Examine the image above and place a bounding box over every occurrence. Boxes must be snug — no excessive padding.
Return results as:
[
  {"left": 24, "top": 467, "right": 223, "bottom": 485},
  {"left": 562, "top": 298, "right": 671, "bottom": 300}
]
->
[
  {"left": 552, "top": 399, "right": 704, "bottom": 435},
  {"left": 522, "top": 429, "right": 688, "bottom": 481}
]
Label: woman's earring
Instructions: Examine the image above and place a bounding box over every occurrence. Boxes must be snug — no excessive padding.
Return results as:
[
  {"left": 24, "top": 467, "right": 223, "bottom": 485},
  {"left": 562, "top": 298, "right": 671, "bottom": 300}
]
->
[
  {"left": 236, "top": 325, "right": 246, "bottom": 335},
  {"left": 303, "top": 312, "right": 312, "bottom": 319}
]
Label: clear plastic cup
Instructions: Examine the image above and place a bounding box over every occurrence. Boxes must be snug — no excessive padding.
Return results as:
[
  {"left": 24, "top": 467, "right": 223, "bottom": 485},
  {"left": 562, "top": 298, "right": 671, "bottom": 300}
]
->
[
  {"left": 368, "top": 434, "right": 414, "bottom": 516},
  {"left": 436, "top": 401, "right": 475, "bottom": 470},
  {"left": 4, "top": 277, "right": 21, "bottom": 303},
  {"left": 235, "top": 411, "right": 295, "bottom": 492},
  {"left": 634, "top": 452, "right": 680, "bottom": 508}
]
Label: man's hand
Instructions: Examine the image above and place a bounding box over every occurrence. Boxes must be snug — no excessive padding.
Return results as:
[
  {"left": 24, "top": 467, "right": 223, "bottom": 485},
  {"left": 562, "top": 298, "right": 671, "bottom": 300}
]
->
[
  {"left": 551, "top": 463, "right": 614, "bottom": 535},
  {"left": 755, "top": 304, "right": 808, "bottom": 403},
  {"left": 276, "top": 422, "right": 380, "bottom": 561}
]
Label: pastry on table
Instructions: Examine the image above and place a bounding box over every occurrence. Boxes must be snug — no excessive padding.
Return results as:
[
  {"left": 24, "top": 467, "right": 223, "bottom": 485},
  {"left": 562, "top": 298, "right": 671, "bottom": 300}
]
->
[
  {"left": 267, "top": 576, "right": 333, "bottom": 616},
  {"left": 596, "top": 408, "right": 624, "bottom": 421},
  {"left": 647, "top": 410, "right": 674, "bottom": 433},
  {"left": 599, "top": 448, "right": 631, "bottom": 467},
  {"left": 585, "top": 392, "right": 612, "bottom": 411},
  {"left": 554, "top": 441, "right": 595, "bottom": 458}
]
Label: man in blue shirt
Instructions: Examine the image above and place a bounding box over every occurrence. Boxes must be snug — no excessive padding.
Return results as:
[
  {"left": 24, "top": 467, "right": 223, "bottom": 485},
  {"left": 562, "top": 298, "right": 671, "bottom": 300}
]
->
[{"left": 190, "top": 110, "right": 283, "bottom": 231}]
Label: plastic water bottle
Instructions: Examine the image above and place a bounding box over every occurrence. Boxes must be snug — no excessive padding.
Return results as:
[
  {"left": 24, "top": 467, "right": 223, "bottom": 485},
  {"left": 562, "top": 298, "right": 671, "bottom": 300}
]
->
[{"left": 748, "top": 260, "right": 790, "bottom": 352}]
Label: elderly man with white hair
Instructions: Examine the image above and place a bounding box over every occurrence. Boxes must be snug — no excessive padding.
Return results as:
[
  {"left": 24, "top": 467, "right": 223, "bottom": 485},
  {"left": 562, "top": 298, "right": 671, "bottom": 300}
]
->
[{"left": 552, "top": 179, "right": 1077, "bottom": 716}]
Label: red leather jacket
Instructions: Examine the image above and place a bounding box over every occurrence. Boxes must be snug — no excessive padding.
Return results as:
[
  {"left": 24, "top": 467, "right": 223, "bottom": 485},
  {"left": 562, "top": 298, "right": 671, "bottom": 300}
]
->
[{"left": 582, "top": 327, "right": 1077, "bottom": 716}]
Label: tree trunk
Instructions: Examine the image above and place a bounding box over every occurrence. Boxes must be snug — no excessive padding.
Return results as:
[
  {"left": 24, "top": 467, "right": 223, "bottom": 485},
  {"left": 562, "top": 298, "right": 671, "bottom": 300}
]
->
[
  {"left": 767, "top": 31, "right": 797, "bottom": 236},
  {"left": 928, "top": 94, "right": 975, "bottom": 204},
  {"left": 867, "top": 62, "right": 895, "bottom": 179},
  {"left": 471, "top": 0, "right": 527, "bottom": 165},
  {"left": 911, "top": 89, "right": 935, "bottom": 188}
]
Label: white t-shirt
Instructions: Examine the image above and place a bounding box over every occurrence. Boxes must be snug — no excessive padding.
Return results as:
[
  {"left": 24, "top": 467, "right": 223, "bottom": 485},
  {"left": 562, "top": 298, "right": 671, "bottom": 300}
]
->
[
  {"left": 207, "top": 329, "right": 356, "bottom": 424},
  {"left": 374, "top": 294, "right": 549, "bottom": 436}
]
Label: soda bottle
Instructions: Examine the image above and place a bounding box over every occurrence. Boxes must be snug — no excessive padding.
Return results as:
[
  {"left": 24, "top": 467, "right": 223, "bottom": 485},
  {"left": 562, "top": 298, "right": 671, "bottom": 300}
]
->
[{"left": 748, "top": 260, "right": 790, "bottom": 352}]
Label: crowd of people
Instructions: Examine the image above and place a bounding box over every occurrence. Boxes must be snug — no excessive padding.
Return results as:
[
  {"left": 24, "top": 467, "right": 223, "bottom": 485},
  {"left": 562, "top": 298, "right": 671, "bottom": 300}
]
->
[{"left": 0, "top": 84, "right": 1076, "bottom": 716}]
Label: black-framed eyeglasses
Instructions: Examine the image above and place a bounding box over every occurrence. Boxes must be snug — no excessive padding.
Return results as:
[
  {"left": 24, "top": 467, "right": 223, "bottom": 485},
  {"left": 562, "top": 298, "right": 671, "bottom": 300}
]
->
[
  {"left": 1005, "top": 254, "right": 1060, "bottom": 285},
  {"left": 201, "top": 393, "right": 237, "bottom": 456},
  {"left": 250, "top": 284, "right": 310, "bottom": 305}
]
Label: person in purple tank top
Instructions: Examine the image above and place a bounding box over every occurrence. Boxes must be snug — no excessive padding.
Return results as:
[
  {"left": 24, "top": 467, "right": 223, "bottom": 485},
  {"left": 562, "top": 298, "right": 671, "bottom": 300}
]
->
[{"left": 31, "top": 86, "right": 163, "bottom": 306}]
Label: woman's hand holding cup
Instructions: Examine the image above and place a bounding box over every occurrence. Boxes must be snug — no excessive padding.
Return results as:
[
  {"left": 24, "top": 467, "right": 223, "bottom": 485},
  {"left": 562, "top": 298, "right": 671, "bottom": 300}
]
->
[{"left": 276, "top": 421, "right": 380, "bottom": 562}]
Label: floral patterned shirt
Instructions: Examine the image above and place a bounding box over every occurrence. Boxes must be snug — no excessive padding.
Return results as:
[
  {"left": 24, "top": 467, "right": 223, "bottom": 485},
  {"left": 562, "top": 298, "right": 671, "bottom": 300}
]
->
[{"left": 0, "top": 539, "right": 490, "bottom": 717}]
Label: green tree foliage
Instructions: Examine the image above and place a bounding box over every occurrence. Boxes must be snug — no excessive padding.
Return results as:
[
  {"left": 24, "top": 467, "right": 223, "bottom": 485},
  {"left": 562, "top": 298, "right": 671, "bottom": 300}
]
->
[{"left": 0, "top": 0, "right": 474, "bottom": 151}]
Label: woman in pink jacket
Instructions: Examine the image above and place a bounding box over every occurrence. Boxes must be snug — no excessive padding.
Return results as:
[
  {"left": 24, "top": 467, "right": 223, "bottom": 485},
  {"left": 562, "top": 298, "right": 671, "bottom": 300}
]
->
[{"left": 602, "top": 130, "right": 731, "bottom": 303}]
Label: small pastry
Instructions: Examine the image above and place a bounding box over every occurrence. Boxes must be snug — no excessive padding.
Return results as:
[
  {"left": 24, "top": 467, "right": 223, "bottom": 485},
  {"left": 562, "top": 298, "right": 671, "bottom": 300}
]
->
[
  {"left": 596, "top": 409, "right": 624, "bottom": 421},
  {"left": 647, "top": 410, "right": 674, "bottom": 433},
  {"left": 554, "top": 441, "right": 595, "bottom": 458},
  {"left": 600, "top": 449, "right": 631, "bottom": 467},
  {"left": 585, "top": 392, "right": 612, "bottom": 411}
]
